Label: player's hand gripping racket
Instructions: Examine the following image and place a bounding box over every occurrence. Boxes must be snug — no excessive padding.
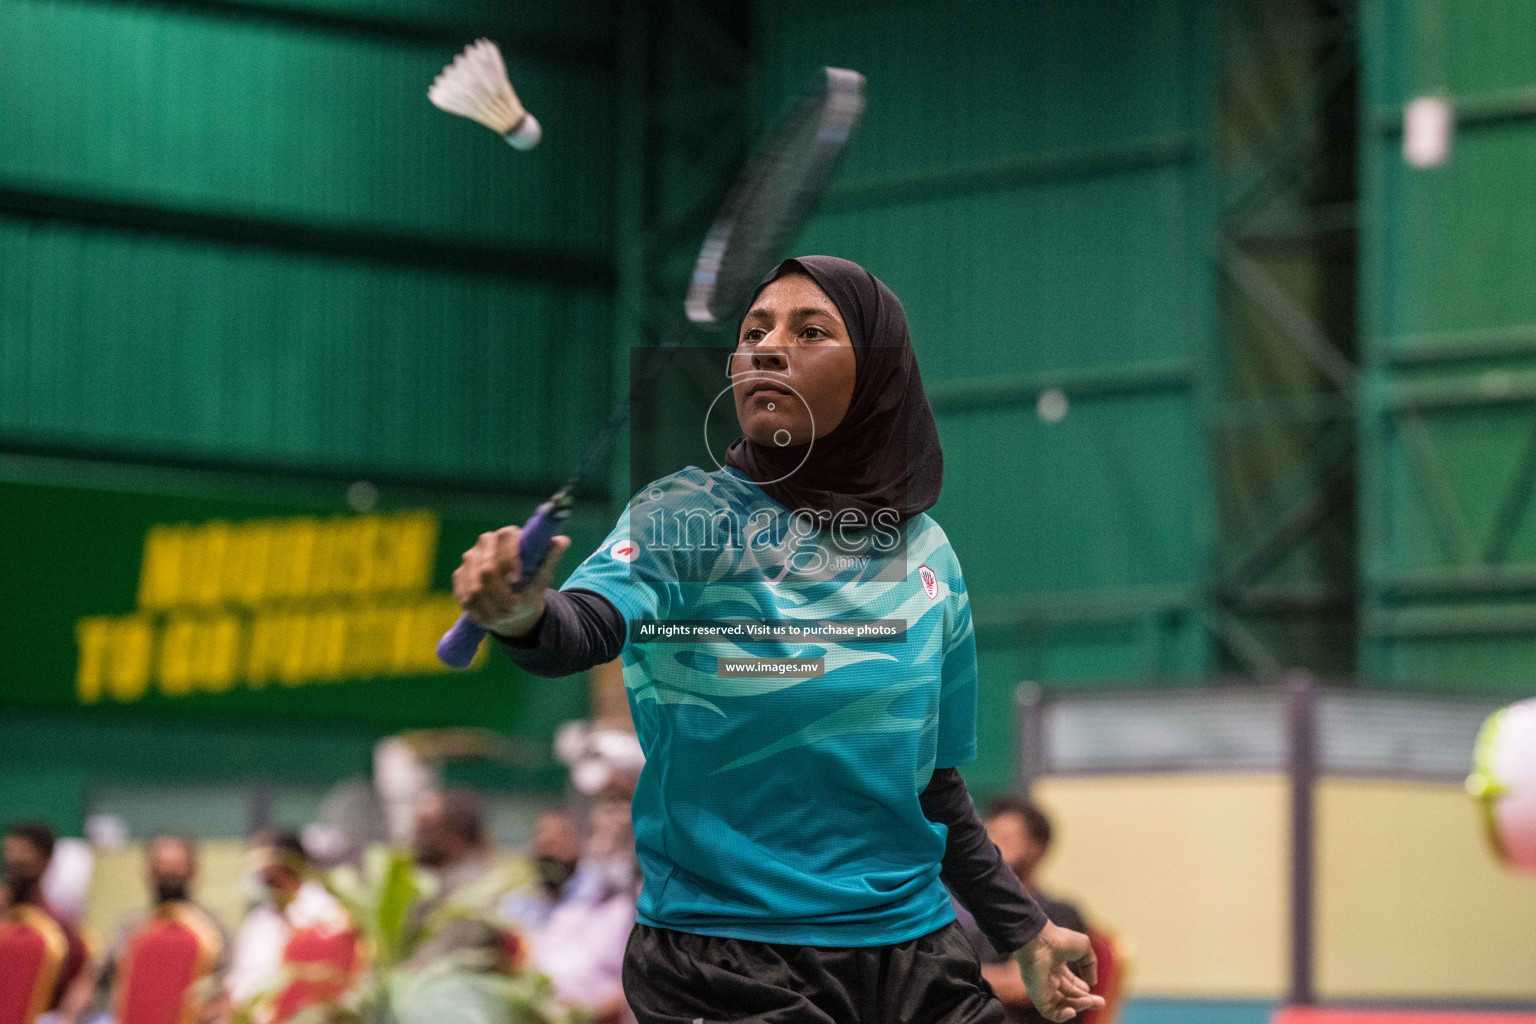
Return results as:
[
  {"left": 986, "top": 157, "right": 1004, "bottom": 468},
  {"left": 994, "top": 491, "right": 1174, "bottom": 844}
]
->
[{"left": 435, "top": 66, "right": 866, "bottom": 667}]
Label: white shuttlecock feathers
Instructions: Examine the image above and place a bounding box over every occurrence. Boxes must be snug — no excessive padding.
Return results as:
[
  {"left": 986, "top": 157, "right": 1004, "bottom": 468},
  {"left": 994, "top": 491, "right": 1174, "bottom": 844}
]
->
[{"left": 428, "top": 39, "right": 542, "bottom": 150}]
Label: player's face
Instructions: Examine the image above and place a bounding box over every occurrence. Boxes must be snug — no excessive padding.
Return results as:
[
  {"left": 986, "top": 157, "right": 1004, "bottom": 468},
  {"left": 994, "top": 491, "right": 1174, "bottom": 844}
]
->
[{"left": 732, "top": 274, "right": 856, "bottom": 448}]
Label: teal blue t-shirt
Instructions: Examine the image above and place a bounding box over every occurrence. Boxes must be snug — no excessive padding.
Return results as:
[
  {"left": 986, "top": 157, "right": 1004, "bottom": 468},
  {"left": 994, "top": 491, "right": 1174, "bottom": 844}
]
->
[{"left": 560, "top": 465, "right": 979, "bottom": 946}]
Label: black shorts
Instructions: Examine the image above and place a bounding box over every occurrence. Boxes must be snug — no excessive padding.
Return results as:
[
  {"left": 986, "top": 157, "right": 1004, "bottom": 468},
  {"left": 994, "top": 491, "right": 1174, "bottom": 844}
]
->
[{"left": 621, "top": 920, "right": 1007, "bottom": 1024}]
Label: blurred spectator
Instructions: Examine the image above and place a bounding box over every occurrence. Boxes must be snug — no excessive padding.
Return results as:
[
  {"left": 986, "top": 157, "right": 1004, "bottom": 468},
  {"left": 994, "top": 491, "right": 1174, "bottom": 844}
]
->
[
  {"left": 952, "top": 796, "right": 1088, "bottom": 1024},
  {"left": 412, "top": 790, "right": 490, "bottom": 893},
  {"left": 93, "top": 834, "right": 229, "bottom": 1024},
  {"left": 401, "top": 790, "right": 508, "bottom": 972},
  {"left": 530, "top": 785, "right": 638, "bottom": 1024},
  {"left": 225, "top": 830, "right": 346, "bottom": 1008},
  {"left": 3, "top": 822, "right": 93, "bottom": 1024},
  {"left": 500, "top": 810, "right": 583, "bottom": 932}
]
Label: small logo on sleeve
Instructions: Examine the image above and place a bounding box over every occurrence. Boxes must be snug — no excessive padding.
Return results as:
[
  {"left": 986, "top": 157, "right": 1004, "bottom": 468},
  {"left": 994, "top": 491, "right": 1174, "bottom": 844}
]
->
[
  {"left": 918, "top": 564, "right": 938, "bottom": 599},
  {"left": 609, "top": 540, "right": 638, "bottom": 563}
]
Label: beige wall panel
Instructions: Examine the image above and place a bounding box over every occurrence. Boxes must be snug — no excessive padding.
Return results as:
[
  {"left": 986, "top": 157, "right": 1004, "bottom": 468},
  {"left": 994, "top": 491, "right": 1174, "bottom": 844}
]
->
[
  {"left": 1033, "top": 774, "right": 1290, "bottom": 998},
  {"left": 1315, "top": 778, "right": 1536, "bottom": 1001}
]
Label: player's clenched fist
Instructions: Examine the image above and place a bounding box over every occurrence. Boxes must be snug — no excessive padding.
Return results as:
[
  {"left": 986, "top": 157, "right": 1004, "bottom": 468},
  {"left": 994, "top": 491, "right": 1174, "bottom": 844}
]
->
[{"left": 452, "top": 526, "right": 572, "bottom": 639}]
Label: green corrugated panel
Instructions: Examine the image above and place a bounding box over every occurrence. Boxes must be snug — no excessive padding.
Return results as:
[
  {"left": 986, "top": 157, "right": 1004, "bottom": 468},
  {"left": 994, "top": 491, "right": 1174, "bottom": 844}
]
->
[
  {"left": 1360, "top": 0, "right": 1536, "bottom": 691},
  {"left": 0, "top": 217, "right": 612, "bottom": 481},
  {"left": 0, "top": 0, "right": 614, "bottom": 247},
  {"left": 797, "top": 168, "right": 1200, "bottom": 379},
  {"left": 755, "top": 0, "right": 1192, "bottom": 183},
  {"left": 932, "top": 395, "right": 1202, "bottom": 596},
  {"left": 216, "top": 0, "right": 613, "bottom": 38}
]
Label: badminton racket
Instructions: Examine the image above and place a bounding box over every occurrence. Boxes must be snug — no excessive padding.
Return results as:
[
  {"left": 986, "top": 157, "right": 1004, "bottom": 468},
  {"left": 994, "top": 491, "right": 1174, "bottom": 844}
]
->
[{"left": 437, "top": 66, "right": 866, "bottom": 668}]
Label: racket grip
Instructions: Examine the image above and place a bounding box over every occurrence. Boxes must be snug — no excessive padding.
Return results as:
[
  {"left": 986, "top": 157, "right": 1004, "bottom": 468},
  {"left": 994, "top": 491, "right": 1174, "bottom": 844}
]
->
[
  {"left": 437, "top": 615, "right": 487, "bottom": 670},
  {"left": 513, "top": 499, "right": 562, "bottom": 592},
  {"left": 436, "top": 494, "right": 571, "bottom": 670}
]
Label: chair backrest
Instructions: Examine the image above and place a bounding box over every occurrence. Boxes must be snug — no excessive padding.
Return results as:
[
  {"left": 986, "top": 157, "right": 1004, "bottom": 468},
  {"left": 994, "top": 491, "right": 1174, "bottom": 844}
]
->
[
  {"left": 113, "top": 904, "right": 224, "bottom": 1024},
  {"left": 269, "top": 925, "right": 362, "bottom": 1024},
  {"left": 0, "top": 907, "right": 67, "bottom": 1024}
]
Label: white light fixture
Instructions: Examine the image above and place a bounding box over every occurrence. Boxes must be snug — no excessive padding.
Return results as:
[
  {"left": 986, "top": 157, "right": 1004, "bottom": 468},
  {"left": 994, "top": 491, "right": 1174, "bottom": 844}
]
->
[{"left": 1403, "top": 94, "right": 1454, "bottom": 168}]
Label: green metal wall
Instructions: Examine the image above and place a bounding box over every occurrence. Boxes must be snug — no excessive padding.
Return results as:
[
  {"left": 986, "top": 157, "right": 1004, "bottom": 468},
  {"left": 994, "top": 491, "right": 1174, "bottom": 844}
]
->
[
  {"left": 1360, "top": 0, "right": 1536, "bottom": 692},
  {"left": 0, "top": 0, "right": 616, "bottom": 484},
  {"left": 0, "top": 0, "right": 623, "bottom": 831},
  {"left": 753, "top": 0, "right": 1219, "bottom": 793}
]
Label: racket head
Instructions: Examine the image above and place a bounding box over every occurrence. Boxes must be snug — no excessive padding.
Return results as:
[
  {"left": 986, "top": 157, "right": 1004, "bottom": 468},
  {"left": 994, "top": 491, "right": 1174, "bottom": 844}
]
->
[{"left": 685, "top": 66, "right": 866, "bottom": 330}]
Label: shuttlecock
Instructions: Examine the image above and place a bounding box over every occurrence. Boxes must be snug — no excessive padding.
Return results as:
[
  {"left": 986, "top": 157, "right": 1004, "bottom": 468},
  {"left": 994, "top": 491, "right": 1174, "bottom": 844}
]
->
[{"left": 428, "top": 39, "right": 542, "bottom": 150}]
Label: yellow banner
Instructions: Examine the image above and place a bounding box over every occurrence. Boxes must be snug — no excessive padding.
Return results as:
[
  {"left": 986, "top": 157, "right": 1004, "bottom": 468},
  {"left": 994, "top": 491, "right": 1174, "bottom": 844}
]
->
[{"left": 76, "top": 511, "right": 485, "bottom": 703}]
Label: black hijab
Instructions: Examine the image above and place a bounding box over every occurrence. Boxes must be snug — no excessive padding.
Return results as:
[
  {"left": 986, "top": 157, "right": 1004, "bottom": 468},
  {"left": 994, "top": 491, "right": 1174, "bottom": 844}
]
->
[{"left": 724, "top": 255, "right": 944, "bottom": 523}]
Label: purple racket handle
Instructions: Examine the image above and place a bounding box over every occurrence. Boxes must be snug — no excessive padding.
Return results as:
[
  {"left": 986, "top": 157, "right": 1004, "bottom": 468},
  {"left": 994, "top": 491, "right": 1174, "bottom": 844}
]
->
[{"left": 437, "top": 490, "right": 573, "bottom": 669}]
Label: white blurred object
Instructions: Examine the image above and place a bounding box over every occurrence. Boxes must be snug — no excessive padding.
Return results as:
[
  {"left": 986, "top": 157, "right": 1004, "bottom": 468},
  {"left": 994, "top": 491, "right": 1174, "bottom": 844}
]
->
[
  {"left": 302, "top": 823, "right": 347, "bottom": 865},
  {"left": 310, "top": 778, "right": 389, "bottom": 866},
  {"left": 554, "top": 720, "right": 592, "bottom": 768},
  {"left": 1468, "top": 697, "right": 1536, "bottom": 875},
  {"left": 374, "top": 737, "right": 439, "bottom": 845},
  {"left": 555, "top": 721, "right": 644, "bottom": 796},
  {"left": 40, "top": 838, "right": 93, "bottom": 923},
  {"left": 572, "top": 760, "right": 614, "bottom": 796},
  {"left": 428, "top": 39, "right": 542, "bottom": 150},
  {"left": 1403, "top": 94, "right": 1454, "bottom": 168},
  {"left": 84, "top": 814, "right": 128, "bottom": 849},
  {"left": 1036, "top": 388, "right": 1069, "bottom": 424},
  {"left": 346, "top": 480, "right": 379, "bottom": 512}
]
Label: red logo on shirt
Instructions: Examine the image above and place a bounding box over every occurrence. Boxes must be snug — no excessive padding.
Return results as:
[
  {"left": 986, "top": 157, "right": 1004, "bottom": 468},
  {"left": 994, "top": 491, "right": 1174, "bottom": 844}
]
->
[
  {"left": 609, "top": 540, "right": 638, "bottom": 563},
  {"left": 918, "top": 564, "right": 938, "bottom": 599}
]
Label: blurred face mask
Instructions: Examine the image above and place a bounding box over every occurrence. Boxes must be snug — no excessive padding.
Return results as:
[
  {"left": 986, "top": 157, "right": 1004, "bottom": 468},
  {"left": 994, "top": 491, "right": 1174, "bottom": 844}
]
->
[
  {"left": 3, "top": 866, "right": 42, "bottom": 903},
  {"left": 2, "top": 842, "right": 45, "bottom": 903},
  {"left": 154, "top": 877, "right": 191, "bottom": 904},
  {"left": 534, "top": 855, "right": 578, "bottom": 895}
]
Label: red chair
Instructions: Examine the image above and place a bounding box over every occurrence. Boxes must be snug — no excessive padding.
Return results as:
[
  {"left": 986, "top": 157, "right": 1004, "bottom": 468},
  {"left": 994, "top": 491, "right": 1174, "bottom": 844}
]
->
[
  {"left": 0, "top": 906, "right": 67, "bottom": 1024},
  {"left": 1274, "top": 1011, "right": 1533, "bottom": 1024},
  {"left": 112, "top": 903, "right": 225, "bottom": 1024},
  {"left": 269, "top": 925, "right": 363, "bottom": 1024},
  {"left": 1081, "top": 928, "right": 1134, "bottom": 1024}
]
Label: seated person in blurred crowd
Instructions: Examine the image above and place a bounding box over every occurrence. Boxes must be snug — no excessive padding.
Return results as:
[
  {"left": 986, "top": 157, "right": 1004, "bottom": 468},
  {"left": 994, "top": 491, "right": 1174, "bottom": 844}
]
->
[
  {"left": 94, "top": 834, "right": 229, "bottom": 1024},
  {"left": 953, "top": 797, "right": 1089, "bottom": 1024},
  {"left": 225, "top": 830, "right": 346, "bottom": 1009},
  {"left": 530, "top": 785, "right": 638, "bottom": 1024},
  {"left": 413, "top": 790, "right": 492, "bottom": 901},
  {"left": 500, "top": 810, "right": 583, "bottom": 933},
  {"left": 401, "top": 790, "right": 510, "bottom": 972},
  {"left": 2, "top": 822, "right": 93, "bottom": 1024}
]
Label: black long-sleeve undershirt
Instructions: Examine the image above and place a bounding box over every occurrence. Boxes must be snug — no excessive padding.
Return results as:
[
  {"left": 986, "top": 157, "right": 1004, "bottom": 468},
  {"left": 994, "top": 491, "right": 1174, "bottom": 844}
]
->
[
  {"left": 494, "top": 588, "right": 1048, "bottom": 953},
  {"left": 495, "top": 588, "right": 623, "bottom": 675},
  {"left": 918, "top": 766, "right": 1048, "bottom": 952}
]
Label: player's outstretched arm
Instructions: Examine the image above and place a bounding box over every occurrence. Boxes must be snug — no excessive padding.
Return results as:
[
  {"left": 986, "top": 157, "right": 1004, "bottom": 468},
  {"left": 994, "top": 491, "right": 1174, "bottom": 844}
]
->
[{"left": 1011, "top": 920, "right": 1105, "bottom": 1023}]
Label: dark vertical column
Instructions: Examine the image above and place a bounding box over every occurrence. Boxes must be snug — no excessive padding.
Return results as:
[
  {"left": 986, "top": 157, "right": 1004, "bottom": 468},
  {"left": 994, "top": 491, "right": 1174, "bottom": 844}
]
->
[
  {"left": 248, "top": 782, "right": 272, "bottom": 837},
  {"left": 1014, "top": 681, "right": 1045, "bottom": 795},
  {"left": 1287, "top": 674, "right": 1318, "bottom": 1006}
]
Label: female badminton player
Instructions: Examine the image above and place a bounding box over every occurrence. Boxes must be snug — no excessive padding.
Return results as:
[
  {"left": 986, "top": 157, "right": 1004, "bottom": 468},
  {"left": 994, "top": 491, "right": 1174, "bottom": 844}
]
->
[{"left": 453, "top": 255, "right": 1103, "bottom": 1024}]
